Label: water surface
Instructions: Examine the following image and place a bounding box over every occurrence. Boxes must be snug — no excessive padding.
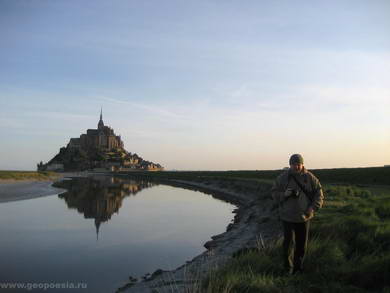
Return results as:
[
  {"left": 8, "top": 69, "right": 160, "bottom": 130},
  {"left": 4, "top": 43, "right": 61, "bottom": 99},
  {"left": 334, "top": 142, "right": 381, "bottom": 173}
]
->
[{"left": 0, "top": 176, "right": 234, "bottom": 292}]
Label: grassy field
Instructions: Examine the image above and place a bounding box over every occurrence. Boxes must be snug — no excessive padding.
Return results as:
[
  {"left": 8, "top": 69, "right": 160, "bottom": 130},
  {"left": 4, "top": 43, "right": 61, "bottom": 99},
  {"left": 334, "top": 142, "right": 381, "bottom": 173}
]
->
[
  {"left": 119, "top": 166, "right": 390, "bottom": 185},
  {"left": 0, "top": 170, "right": 59, "bottom": 181},
  {"left": 201, "top": 184, "right": 390, "bottom": 292},
  {"left": 120, "top": 167, "right": 390, "bottom": 292}
]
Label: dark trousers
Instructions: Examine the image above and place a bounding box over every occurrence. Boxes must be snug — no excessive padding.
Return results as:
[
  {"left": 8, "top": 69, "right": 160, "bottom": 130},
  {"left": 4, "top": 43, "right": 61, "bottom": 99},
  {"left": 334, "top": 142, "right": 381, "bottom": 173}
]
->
[{"left": 282, "top": 220, "right": 310, "bottom": 271}]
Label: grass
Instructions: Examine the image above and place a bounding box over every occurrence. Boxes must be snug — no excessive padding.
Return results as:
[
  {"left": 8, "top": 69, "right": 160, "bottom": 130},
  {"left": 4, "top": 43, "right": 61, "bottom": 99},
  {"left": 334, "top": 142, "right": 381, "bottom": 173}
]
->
[
  {"left": 202, "top": 183, "right": 390, "bottom": 292},
  {"left": 118, "top": 166, "right": 390, "bottom": 185},
  {"left": 117, "top": 167, "right": 390, "bottom": 292},
  {"left": 0, "top": 170, "right": 58, "bottom": 181}
]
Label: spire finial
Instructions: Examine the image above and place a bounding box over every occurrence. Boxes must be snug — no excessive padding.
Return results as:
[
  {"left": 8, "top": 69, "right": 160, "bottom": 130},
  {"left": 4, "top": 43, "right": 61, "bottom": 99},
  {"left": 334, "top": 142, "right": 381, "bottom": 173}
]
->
[{"left": 100, "top": 107, "right": 103, "bottom": 121}]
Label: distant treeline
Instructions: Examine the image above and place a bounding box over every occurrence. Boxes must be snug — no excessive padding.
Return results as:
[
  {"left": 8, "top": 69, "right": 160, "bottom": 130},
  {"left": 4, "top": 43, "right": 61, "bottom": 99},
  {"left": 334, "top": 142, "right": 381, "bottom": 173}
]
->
[{"left": 120, "top": 166, "right": 390, "bottom": 186}]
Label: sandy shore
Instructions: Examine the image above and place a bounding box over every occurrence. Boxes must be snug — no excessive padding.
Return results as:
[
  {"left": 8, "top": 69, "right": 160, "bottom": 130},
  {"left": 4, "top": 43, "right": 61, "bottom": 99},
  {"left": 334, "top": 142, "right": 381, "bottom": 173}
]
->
[
  {"left": 118, "top": 177, "right": 280, "bottom": 293},
  {"left": 0, "top": 172, "right": 88, "bottom": 203}
]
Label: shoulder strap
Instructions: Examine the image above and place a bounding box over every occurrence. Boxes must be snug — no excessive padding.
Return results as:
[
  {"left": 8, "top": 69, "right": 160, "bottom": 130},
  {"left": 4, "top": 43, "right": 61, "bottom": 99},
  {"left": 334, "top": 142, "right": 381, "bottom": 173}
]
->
[
  {"left": 291, "top": 175, "right": 313, "bottom": 202},
  {"left": 285, "top": 173, "right": 292, "bottom": 190}
]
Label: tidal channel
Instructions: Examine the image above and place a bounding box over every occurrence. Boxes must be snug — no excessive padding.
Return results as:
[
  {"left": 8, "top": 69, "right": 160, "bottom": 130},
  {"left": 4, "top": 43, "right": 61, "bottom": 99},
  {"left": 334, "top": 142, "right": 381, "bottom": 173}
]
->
[{"left": 0, "top": 175, "right": 235, "bottom": 292}]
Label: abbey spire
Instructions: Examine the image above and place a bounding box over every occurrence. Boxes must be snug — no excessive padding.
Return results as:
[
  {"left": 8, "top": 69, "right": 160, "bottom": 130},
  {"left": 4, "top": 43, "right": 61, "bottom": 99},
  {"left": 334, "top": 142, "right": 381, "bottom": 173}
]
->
[{"left": 98, "top": 107, "right": 104, "bottom": 130}]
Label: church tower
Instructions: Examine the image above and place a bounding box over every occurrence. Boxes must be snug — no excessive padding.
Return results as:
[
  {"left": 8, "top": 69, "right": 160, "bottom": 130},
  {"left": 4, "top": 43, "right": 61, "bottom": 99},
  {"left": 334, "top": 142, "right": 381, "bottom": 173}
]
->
[{"left": 98, "top": 107, "right": 104, "bottom": 130}]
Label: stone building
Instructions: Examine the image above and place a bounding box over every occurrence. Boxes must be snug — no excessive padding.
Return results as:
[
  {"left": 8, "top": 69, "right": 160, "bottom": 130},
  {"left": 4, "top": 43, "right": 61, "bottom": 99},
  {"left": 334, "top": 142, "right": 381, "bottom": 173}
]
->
[
  {"left": 67, "top": 109, "right": 124, "bottom": 151},
  {"left": 46, "top": 162, "right": 64, "bottom": 171},
  {"left": 38, "top": 109, "right": 164, "bottom": 171}
]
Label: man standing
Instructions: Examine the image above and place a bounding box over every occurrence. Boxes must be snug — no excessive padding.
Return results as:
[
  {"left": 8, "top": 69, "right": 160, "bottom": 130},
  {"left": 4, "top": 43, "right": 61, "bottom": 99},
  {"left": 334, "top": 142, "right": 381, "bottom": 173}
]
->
[{"left": 271, "top": 154, "right": 324, "bottom": 274}]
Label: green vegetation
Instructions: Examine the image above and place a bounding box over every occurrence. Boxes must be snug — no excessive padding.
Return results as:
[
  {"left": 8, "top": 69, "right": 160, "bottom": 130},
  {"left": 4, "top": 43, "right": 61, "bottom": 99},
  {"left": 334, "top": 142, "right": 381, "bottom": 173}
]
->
[
  {"left": 202, "top": 183, "right": 390, "bottom": 292},
  {"left": 119, "top": 167, "right": 390, "bottom": 291},
  {"left": 0, "top": 171, "right": 58, "bottom": 181},
  {"left": 120, "top": 166, "right": 390, "bottom": 185}
]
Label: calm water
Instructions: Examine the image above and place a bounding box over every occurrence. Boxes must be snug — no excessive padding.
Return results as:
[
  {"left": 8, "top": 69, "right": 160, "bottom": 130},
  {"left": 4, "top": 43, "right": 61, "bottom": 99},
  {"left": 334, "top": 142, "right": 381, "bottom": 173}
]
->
[{"left": 0, "top": 176, "right": 235, "bottom": 292}]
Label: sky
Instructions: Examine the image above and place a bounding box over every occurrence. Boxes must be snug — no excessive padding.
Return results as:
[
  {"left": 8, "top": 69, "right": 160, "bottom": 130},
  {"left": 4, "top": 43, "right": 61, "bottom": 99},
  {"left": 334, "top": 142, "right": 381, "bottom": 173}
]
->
[{"left": 0, "top": 0, "right": 389, "bottom": 171}]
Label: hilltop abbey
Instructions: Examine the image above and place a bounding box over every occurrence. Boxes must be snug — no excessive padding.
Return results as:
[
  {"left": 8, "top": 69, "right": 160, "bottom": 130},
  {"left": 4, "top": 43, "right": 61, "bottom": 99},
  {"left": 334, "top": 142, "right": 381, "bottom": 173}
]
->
[
  {"left": 68, "top": 109, "right": 124, "bottom": 151},
  {"left": 38, "top": 110, "right": 163, "bottom": 172}
]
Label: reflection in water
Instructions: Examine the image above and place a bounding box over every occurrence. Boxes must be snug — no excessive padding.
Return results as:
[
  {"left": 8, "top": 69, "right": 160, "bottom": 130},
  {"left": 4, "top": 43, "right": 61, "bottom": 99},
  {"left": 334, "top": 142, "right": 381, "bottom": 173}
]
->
[
  {"left": 57, "top": 176, "right": 156, "bottom": 239},
  {"left": 0, "top": 176, "right": 235, "bottom": 292}
]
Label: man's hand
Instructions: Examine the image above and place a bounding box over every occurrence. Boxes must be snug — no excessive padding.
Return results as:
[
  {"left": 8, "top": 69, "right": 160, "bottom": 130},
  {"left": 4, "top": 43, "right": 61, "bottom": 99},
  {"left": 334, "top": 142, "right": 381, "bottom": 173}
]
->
[{"left": 305, "top": 207, "right": 314, "bottom": 219}]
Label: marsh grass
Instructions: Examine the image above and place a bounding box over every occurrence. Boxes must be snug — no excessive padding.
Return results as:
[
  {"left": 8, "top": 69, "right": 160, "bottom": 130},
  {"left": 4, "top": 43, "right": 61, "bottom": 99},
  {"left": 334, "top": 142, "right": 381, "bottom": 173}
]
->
[
  {"left": 120, "top": 166, "right": 390, "bottom": 186},
  {"left": 119, "top": 168, "right": 389, "bottom": 292},
  {"left": 0, "top": 170, "right": 58, "bottom": 180},
  {"left": 202, "top": 183, "right": 390, "bottom": 292}
]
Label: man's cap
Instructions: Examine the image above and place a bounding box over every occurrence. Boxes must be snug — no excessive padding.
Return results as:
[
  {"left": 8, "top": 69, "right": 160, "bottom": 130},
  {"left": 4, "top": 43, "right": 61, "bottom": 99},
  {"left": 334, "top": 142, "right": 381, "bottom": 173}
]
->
[{"left": 289, "top": 154, "right": 304, "bottom": 165}]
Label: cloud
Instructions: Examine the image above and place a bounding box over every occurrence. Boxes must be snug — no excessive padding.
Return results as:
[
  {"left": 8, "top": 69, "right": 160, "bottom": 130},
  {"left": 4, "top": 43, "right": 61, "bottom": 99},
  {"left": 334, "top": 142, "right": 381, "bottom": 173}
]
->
[
  {"left": 26, "top": 111, "right": 95, "bottom": 121},
  {"left": 96, "top": 96, "right": 185, "bottom": 120},
  {"left": 298, "top": 85, "right": 390, "bottom": 112}
]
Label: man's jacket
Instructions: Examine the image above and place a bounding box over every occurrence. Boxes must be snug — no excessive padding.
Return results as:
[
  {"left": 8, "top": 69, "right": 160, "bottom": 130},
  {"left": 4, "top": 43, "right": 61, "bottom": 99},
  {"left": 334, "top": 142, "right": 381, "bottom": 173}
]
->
[{"left": 271, "top": 168, "right": 324, "bottom": 223}]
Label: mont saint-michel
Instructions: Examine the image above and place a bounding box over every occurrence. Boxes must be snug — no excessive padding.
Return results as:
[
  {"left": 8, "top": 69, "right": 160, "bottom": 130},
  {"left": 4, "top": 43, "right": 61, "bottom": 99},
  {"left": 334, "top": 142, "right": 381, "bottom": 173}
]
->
[{"left": 37, "top": 110, "right": 164, "bottom": 172}]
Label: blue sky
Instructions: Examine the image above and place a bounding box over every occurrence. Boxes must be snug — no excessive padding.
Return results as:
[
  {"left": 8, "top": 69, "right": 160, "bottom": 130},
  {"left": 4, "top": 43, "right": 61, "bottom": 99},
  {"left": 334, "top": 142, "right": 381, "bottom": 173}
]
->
[{"left": 0, "top": 0, "right": 389, "bottom": 170}]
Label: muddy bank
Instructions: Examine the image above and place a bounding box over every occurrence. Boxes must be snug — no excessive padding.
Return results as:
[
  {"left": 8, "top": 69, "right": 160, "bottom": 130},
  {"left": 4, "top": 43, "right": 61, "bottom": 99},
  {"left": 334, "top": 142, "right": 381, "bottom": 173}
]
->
[
  {"left": 0, "top": 172, "right": 89, "bottom": 203},
  {"left": 117, "top": 177, "right": 280, "bottom": 293}
]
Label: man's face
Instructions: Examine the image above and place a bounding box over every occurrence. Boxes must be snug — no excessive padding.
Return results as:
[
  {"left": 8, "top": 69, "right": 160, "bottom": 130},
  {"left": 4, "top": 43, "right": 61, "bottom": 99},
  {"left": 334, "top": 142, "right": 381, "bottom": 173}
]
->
[{"left": 290, "top": 163, "right": 304, "bottom": 173}]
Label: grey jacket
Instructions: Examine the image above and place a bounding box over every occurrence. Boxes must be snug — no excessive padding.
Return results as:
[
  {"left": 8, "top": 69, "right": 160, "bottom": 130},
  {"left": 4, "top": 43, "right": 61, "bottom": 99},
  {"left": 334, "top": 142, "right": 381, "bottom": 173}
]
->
[{"left": 271, "top": 168, "right": 324, "bottom": 223}]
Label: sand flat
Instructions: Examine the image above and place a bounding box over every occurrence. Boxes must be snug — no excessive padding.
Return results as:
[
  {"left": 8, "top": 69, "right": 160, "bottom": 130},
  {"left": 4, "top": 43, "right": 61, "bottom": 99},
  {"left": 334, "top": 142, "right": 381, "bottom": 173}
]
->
[{"left": 0, "top": 179, "right": 66, "bottom": 203}]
